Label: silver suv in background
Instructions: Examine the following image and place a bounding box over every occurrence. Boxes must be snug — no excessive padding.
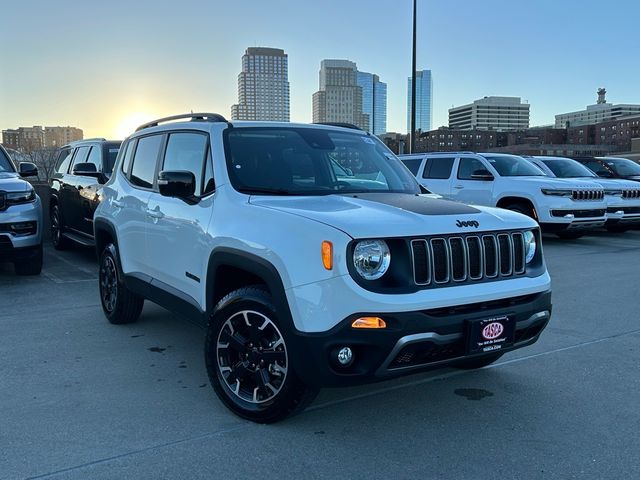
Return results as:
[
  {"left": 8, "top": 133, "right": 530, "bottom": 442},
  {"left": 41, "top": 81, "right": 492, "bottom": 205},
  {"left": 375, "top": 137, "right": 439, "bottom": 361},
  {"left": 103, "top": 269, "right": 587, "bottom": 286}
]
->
[{"left": 0, "top": 144, "right": 43, "bottom": 275}]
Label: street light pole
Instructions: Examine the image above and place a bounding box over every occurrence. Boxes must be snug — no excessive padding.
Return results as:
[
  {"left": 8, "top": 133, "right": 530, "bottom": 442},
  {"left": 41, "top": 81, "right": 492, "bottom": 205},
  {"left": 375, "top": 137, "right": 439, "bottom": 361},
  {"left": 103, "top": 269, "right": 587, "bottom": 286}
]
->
[{"left": 410, "top": 0, "right": 417, "bottom": 153}]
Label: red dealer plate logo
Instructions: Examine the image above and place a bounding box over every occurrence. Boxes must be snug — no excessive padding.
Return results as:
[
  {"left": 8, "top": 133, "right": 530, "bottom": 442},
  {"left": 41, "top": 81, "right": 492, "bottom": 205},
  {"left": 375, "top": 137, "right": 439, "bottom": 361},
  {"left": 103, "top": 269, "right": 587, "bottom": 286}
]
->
[{"left": 482, "top": 322, "right": 504, "bottom": 340}]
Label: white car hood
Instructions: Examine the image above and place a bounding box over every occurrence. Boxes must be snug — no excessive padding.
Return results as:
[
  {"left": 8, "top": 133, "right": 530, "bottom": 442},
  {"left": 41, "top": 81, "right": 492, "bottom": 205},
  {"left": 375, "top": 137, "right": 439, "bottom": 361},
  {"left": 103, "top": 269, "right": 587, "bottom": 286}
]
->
[
  {"left": 0, "top": 172, "right": 30, "bottom": 193},
  {"left": 507, "top": 176, "right": 603, "bottom": 189},
  {"left": 250, "top": 193, "right": 536, "bottom": 239}
]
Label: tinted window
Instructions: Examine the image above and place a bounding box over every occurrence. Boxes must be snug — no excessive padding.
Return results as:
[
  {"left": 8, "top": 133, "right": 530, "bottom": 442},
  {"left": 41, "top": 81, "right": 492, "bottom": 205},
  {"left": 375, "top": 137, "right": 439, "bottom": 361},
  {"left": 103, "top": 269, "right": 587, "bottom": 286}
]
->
[
  {"left": 162, "top": 133, "right": 208, "bottom": 196},
  {"left": 603, "top": 158, "right": 640, "bottom": 176},
  {"left": 104, "top": 145, "right": 120, "bottom": 174},
  {"left": 425, "top": 157, "right": 454, "bottom": 179},
  {"left": 0, "top": 148, "right": 14, "bottom": 172},
  {"left": 130, "top": 135, "right": 162, "bottom": 188},
  {"left": 581, "top": 160, "right": 611, "bottom": 177},
  {"left": 542, "top": 159, "right": 596, "bottom": 178},
  {"left": 71, "top": 146, "right": 90, "bottom": 168},
  {"left": 224, "top": 128, "right": 419, "bottom": 195},
  {"left": 85, "top": 146, "right": 101, "bottom": 171},
  {"left": 55, "top": 148, "right": 73, "bottom": 174},
  {"left": 121, "top": 140, "right": 135, "bottom": 174},
  {"left": 483, "top": 155, "right": 544, "bottom": 176},
  {"left": 458, "top": 157, "right": 488, "bottom": 180},
  {"left": 401, "top": 158, "right": 423, "bottom": 176}
]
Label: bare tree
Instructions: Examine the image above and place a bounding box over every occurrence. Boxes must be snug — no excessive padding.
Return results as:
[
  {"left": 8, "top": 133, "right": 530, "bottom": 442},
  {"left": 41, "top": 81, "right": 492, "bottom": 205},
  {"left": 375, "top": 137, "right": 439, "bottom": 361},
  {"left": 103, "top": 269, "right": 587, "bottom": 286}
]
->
[{"left": 22, "top": 147, "right": 59, "bottom": 182}]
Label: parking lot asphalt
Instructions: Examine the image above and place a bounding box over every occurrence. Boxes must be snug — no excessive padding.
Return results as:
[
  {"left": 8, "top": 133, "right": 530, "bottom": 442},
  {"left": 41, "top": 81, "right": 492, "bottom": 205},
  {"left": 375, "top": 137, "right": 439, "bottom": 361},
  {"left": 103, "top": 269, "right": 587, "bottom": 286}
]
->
[{"left": 1, "top": 232, "right": 639, "bottom": 480}]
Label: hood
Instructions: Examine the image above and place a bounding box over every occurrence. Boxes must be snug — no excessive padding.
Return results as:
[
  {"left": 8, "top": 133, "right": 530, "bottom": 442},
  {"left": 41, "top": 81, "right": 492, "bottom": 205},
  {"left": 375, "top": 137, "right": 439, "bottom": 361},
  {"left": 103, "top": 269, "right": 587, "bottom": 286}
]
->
[
  {"left": 249, "top": 193, "right": 536, "bottom": 238},
  {"left": 0, "top": 171, "right": 30, "bottom": 193},
  {"left": 508, "top": 176, "right": 604, "bottom": 189},
  {"left": 588, "top": 178, "right": 640, "bottom": 190}
]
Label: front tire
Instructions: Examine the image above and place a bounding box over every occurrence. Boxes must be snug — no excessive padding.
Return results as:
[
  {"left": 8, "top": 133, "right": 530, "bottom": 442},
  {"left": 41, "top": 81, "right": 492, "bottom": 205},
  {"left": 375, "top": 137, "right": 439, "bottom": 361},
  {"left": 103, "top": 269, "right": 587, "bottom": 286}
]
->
[
  {"left": 606, "top": 225, "right": 628, "bottom": 233},
  {"left": 99, "top": 243, "right": 144, "bottom": 324},
  {"left": 205, "top": 287, "right": 317, "bottom": 423},
  {"left": 50, "top": 205, "right": 70, "bottom": 250},
  {"left": 556, "top": 231, "right": 584, "bottom": 239},
  {"left": 504, "top": 203, "right": 536, "bottom": 220}
]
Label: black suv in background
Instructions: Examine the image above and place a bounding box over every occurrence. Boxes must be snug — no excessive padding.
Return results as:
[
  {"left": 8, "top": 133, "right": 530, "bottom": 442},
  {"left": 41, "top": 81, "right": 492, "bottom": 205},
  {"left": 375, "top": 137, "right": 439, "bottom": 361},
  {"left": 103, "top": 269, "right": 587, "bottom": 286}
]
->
[
  {"left": 49, "top": 138, "right": 121, "bottom": 249},
  {"left": 573, "top": 156, "right": 640, "bottom": 181}
]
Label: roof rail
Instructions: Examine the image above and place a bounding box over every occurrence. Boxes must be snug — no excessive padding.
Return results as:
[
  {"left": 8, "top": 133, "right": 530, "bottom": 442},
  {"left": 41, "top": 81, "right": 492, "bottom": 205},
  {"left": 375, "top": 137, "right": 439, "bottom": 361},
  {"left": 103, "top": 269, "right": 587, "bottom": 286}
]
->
[
  {"left": 136, "top": 113, "right": 228, "bottom": 132},
  {"left": 73, "top": 138, "right": 107, "bottom": 143},
  {"left": 313, "top": 122, "right": 363, "bottom": 131}
]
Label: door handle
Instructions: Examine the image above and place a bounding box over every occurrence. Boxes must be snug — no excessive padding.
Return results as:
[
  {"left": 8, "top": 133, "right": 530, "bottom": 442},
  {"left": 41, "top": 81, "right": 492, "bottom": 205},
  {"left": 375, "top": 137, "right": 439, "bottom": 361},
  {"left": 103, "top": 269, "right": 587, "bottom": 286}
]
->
[
  {"left": 146, "top": 208, "right": 164, "bottom": 219},
  {"left": 454, "top": 185, "right": 464, "bottom": 189},
  {"left": 112, "top": 199, "right": 124, "bottom": 208}
]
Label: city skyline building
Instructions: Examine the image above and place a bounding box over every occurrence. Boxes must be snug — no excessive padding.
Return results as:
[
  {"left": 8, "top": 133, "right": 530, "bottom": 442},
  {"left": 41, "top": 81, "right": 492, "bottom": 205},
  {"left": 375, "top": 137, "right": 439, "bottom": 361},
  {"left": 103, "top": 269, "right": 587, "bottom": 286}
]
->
[
  {"left": 1, "top": 125, "right": 83, "bottom": 152},
  {"left": 407, "top": 70, "right": 433, "bottom": 133},
  {"left": 554, "top": 88, "right": 640, "bottom": 128},
  {"left": 448, "top": 96, "right": 530, "bottom": 131},
  {"left": 312, "top": 59, "right": 369, "bottom": 131},
  {"left": 356, "top": 71, "right": 387, "bottom": 136},
  {"left": 231, "top": 47, "right": 290, "bottom": 122}
]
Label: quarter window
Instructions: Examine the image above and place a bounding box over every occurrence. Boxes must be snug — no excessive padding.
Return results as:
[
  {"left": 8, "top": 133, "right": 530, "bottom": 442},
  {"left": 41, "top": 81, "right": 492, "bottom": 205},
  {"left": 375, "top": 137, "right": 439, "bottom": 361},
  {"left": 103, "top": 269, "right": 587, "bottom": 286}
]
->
[
  {"left": 401, "top": 158, "right": 423, "bottom": 176},
  {"left": 162, "top": 133, "right": 208, "bottom": 196},
  {"left": 85, "top": 146, "right": 101, "bottom": 171},
  {"left": 130, "top": 135, "right": 162, "bottom": 189},
  {"left": 71, "top": 146, "right": 90, "bottom": 169},
  {"left": 56, "top": 148, "right": 73, "bottom": 174}
]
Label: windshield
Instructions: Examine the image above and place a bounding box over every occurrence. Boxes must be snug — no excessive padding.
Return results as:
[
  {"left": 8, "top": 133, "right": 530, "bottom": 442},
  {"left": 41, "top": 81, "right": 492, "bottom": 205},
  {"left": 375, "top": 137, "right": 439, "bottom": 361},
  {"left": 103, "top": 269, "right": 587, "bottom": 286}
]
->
[
  {"left": 542, "top": 159, "right": 596, "bottom": 178},
  {"left": 224, "top": 127, "right": 420, "bottom": 195},
  {"left": 0, "top": 148, "right": 15, "bottom": 172},
  {"left": 483, "top": 155, "right": 545, "bottom": 177},
  {"left": 602, "top": 158, "right": 640, "bottom": 176}
]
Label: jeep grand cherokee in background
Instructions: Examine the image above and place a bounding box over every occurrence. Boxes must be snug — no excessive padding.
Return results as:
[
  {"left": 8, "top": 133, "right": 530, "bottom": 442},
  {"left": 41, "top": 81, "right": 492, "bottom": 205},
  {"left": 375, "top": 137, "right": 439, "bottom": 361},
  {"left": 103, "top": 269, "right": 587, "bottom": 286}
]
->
[
  {"left": 573, "top": 156, "right": 640, "bottom": 182},
  {"left": 0, "top": 144, "right": 43, "bottom": 275},
  {"left": 527, "top": 156, "right": 640, "bottom": 232},
  {"left": 401, "top": 152, "right": 606, "bottom": 239},
  {"left": 94, "top": 114, "right": 552, "bottom": 423},
  {"left": 49, "top": 138, "right": 121, "bottom": 249}
]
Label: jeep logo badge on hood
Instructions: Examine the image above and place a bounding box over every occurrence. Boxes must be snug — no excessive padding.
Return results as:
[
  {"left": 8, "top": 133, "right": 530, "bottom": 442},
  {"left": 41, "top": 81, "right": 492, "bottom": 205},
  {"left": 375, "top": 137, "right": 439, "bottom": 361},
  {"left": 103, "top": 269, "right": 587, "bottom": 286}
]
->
[{"left": 456, "top": 220, "right": 479, "bottom": 228}]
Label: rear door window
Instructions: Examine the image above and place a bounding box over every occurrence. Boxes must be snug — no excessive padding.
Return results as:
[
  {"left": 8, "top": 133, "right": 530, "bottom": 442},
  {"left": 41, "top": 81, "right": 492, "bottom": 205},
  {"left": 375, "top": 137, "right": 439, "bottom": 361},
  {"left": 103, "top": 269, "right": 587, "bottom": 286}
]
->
[
  {"left": 425, "top": 157, "right": 455, "bottom": 179},
  {"left": 130, "top": 135, "right": 163, "bottom": 188},
  {"left": 55, "top": 148, "right": 73, "bottom": 174}
]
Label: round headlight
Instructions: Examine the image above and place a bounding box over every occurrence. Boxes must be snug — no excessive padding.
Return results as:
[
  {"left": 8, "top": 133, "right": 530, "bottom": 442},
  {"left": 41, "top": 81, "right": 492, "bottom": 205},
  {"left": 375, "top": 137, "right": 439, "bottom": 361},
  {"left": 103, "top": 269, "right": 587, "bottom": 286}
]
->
[
  {"left": 353, "top": 240, "right": 391, "bottom": 280},
  {"left": 524, "top": 230, "right": 536, "bottom": 264}
]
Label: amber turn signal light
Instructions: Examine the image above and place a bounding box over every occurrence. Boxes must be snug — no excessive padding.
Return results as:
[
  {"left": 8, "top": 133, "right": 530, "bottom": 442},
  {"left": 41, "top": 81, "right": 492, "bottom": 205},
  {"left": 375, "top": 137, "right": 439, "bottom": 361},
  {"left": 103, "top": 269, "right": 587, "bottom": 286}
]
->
[
  {"left": 351, "top": 317, "right": 386, "bottom": 329},
  {"left": 321, "top": 241, "right": 333, "bottom": 270}
]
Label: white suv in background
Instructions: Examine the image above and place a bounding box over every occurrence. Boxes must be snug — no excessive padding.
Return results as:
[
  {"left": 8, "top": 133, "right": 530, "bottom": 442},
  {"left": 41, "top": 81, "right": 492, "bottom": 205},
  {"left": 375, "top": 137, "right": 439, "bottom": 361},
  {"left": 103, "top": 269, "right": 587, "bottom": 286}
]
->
[
  {"left": 94, "top": 114, "right": 552, "bottom": 423},
  {"left": 401, "top": 152, "right": 607, "bottom": 239},
  {"left": 527, "top": 156, "right": 640, "bottom": 233}
]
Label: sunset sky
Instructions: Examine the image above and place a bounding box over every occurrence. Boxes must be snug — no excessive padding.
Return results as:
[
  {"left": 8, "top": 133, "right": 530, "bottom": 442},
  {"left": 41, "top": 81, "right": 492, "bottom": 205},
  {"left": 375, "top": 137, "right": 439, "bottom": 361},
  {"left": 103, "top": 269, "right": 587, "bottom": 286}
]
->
[{"left": 1, "top": 0, "right": 639, "bottom": 139}]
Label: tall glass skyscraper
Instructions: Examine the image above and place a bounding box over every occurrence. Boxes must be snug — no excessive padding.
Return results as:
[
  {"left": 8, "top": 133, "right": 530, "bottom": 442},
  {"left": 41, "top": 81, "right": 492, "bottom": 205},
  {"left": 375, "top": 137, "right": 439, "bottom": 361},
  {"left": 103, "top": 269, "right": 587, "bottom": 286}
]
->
[
  {"left": 231, "top": 47, "right": 290, "bottom": 121},
  {"left": 407, "top": 70, "right": 433, "bottom": 133},
  {"left": 357, "top": 71, "right": 387, "bottom": 136}
]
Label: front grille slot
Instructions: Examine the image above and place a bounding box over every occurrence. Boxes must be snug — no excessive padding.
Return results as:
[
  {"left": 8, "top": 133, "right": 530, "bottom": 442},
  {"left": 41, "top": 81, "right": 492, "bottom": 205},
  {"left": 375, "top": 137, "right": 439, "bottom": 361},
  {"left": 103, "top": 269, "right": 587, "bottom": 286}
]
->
[
  {"left": 430, "top": 238, "right": 450, "bottom": 284},
  {"left": 0, "top": 192, "right": 5, "bottom": 211},
  {"left": 623, "top": 190, "right": 640, "bottom": 199},
  {"left": 411, "top": 231, "right": 527, "bottom": 287},
  {"left": 572, "top": 190, "right": 604, "bottom": 201}
]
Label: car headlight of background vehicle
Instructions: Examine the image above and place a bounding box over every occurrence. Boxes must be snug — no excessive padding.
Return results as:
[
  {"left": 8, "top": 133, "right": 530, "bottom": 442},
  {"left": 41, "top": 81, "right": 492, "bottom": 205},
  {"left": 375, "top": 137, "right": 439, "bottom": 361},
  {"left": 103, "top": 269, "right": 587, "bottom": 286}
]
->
[
  {"left": 353, "top": 239, "right": 391, "bottom": 280},
  {"left": 524, "top": 230, "right": 536, "bottom": 264},
  {"left": 6, "top": 188, "right": 36, "bottom": 205}
]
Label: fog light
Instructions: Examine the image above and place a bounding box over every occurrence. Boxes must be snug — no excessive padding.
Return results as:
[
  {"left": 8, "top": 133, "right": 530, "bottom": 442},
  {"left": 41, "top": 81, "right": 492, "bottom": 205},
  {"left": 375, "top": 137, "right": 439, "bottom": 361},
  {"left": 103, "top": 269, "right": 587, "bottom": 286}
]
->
[
  {"left": 352, "top": 317, "right": 386, "bottom": 329},
  {"left": 10, "top": 221, "right": 37, "bottom": 236},
  {"left": 563, "top": 214, "right": 575, "bottom": 219},
  {"left": 336, "top": 347, "right": 353, "bottom": 366},
  {"left": 616, "top": 210, "right": 624, "bottom": 215}
]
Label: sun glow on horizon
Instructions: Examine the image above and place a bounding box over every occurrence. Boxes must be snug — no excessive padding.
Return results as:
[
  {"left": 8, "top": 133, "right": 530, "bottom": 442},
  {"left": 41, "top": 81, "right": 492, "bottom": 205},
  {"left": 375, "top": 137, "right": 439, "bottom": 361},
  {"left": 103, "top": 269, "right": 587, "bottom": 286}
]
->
[{"left": 114, "top": 112, "right": 156, "bottom": 139}]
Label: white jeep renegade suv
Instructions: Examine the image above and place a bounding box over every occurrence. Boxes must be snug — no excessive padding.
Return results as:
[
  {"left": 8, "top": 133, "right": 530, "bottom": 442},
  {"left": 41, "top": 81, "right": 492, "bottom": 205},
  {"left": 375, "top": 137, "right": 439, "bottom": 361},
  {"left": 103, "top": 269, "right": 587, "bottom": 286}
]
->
[
  {"left": 94, "top": 114, "right": 552, "bottom": 423},
  {"left": 401, "top": 152, "right": 607, "bottom": 239}
]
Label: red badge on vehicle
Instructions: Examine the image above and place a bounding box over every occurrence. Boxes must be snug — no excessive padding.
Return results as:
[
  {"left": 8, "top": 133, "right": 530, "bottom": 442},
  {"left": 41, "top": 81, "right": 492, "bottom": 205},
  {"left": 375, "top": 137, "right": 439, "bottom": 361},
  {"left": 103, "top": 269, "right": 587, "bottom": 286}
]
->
[{"left": 482, "top": 322, "right": 504, "bottom": 340}]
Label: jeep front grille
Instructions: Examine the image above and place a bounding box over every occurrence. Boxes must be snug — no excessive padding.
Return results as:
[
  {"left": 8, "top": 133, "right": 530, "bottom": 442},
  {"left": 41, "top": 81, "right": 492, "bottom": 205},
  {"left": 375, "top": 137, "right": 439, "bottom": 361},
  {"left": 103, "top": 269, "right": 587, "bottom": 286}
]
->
[
  {"left": 622, "top": 190, "right": 640, "bottom": 199},
  {"left": 0, "top": 192, "right": 5, "bottom": 211},
  {"left": 572, "top": 190, "right": 604, "bottom": 201},
  {"left": 411, "top": 232, "right": 526, "bottom": 287}
]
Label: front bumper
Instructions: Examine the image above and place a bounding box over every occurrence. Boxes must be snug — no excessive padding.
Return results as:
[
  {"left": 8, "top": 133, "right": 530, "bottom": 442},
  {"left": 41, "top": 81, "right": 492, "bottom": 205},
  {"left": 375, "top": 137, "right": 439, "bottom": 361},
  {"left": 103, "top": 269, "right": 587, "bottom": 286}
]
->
[
  {"left": 290, "top": 290, "right": 552, "bottom": 388},
  {"left": 0, "top": 196, "right": 43, "bottom": 261},
  {"left": 605, "top": 205, "right": 640, "bottom": 225},
  {"left": 537, "top": 197, "right": 606, "bottom": 230}
]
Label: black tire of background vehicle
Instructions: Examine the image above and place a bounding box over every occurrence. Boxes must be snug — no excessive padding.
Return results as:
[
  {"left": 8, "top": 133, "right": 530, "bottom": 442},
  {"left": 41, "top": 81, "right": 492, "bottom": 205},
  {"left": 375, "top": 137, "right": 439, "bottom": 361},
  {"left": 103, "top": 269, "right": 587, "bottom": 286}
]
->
[
  {"left": 99, "top": 243, "right": 144, "bottom": 324},
  {"left": 50, "top": 205, "right": 70, "bottom": 250},
  {"left": 556, "top": 231, "right": 584, "bottom": 240},
  {"left": 606, "top": 225, "right": 629, "bottom": 233},
  {"left": 14, "top": 245, "right": 43, "bottom": 276},
  {"left": 205, "top": 286, "right": 318, "bottom": 423},
  {"left": 504, "top": 203, "right": 536, "bottom": 220},
  {"left": 454, "top": 352, "right": 504, "bottom": 370}
]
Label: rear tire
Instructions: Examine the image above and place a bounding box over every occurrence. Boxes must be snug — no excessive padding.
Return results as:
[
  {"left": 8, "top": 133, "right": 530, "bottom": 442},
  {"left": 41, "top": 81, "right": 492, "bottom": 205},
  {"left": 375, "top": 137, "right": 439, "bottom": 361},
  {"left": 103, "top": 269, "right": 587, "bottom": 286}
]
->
[
  {"left": 99, "top": 243, "right": 144, "bottom": 324},
  {"left": 455, "top": 353, "right": 504, "bottom": 370},
  {"left": 606, "top": 225, "right": 628, "bottom": 233},
  {"left": 14, "top": 245, "right": 43, "bottom": 276},
  {"left": 50, "top": 205, "right": 70, "bottom": 250},
  {"left": 205, "top": 286, "right": 318, "bottom": 423}
]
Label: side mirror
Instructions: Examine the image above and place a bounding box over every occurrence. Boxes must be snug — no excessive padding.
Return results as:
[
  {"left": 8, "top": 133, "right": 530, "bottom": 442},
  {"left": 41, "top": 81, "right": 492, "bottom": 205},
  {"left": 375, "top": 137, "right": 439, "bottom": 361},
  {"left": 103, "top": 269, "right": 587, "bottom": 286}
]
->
[
  {"left": 18, "top": 162, "right": 38, "bottom": 178},
  {"left": 72, "top": 162, "right": 102, "bottom": 179},
  {"left": 470, "top": 169, "right": 494, "bottom": 181},
  {"left": 158, "top": 170, "right": 195, "bottom": 200}
]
